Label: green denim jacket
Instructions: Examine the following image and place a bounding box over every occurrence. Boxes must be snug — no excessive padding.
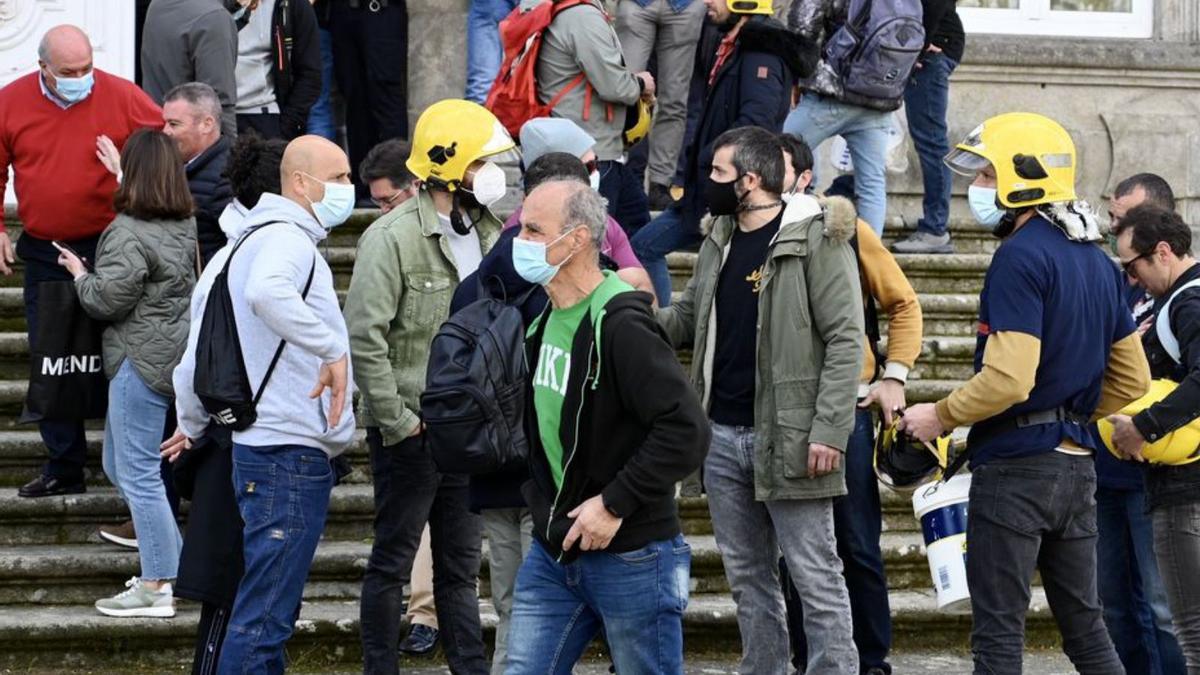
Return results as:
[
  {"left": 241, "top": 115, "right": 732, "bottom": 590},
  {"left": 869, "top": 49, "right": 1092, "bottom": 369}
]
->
[
  {"left": 343, "top": 191, "right": 501, "bottom": 446},
  {"left": 657, "top": 195, "right": 864, "bottom": 500}
]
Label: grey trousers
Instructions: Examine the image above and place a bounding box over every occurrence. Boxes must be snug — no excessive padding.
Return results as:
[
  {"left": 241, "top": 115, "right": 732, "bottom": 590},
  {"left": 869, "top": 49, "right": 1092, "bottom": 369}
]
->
[
  {"left": 483, "top": 507, "right": 533, "bottom": 675},
  {"left": 705, "top": 423, "right": 858, "bottom": 675},
  {"left": 615, "top": 0, "right": 706, "bottom": 187},
  {"left": 1155, "top": 501, "right": 1200, "bottom": 675}
]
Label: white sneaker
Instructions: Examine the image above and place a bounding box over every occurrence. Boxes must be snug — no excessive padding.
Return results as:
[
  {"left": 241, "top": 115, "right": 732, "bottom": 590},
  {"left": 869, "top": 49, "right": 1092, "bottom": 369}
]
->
[{"left": 95, "top": 577, "right": 175, "bottom": 618}]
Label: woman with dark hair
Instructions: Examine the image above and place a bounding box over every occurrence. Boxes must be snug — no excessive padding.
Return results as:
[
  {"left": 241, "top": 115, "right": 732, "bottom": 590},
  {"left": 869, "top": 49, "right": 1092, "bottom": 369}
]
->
[
  {"left": 170, "top": 131, "right": 286, "bottom": 675},
  {"left": 58, "top": 128, "right": 197, "bottom": 618}
]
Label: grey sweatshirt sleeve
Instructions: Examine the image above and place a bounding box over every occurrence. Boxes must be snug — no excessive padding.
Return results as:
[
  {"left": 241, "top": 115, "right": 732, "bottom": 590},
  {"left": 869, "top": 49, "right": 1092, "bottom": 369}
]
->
[
  {"left": 559, "top": 7, "right": 642, "bottom": 106},
  {"left": 189, "top": 9, "right": 240, "bottom": 138},
  {"left": 244, "top": 230, "right": 344, "bottom": 363}
]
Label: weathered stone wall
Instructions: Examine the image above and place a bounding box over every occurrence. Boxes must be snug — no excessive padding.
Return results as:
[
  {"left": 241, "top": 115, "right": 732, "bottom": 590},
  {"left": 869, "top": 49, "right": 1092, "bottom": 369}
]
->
[{"left": 406, "top": 0, "right": 1200, "bottom": 229}]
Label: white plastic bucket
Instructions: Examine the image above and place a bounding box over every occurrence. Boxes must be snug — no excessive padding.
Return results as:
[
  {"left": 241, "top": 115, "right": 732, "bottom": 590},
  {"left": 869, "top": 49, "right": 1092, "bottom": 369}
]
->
[{"left": 911, "top": 473, "right": 972, "bottom": 613}]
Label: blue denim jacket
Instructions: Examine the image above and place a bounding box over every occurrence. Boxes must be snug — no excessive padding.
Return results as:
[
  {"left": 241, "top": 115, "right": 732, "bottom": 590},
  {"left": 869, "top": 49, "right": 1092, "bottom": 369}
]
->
[{"left": 630, "top": 0, "right": 695, "bottom": 12}]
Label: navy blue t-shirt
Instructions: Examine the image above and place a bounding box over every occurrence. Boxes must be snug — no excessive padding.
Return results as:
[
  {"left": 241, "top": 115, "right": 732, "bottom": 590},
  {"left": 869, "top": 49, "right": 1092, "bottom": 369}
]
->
[
  {"left": 967, "top": 217, "right": 1136, "bottom": 466},
  {"left": 1094, "top": 275, "right": 1153, "bottom": 491}
]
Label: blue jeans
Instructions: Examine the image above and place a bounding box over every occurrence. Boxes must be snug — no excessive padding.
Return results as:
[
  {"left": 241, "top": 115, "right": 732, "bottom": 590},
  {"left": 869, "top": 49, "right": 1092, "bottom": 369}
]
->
[
  {"left": 784, "top": 95, "right": 890, "bottom": 234},
  {"left": 630, "top": 206, "right": 701, "bottom": 307},
  {"left": 786, "top": 408, "right": 892, "bottom": 673},
  {"left": 505, "top": 535, "right": 691, "bottom": 674},
  {"left": 306, "top": 28, "right": 337, "bottom": 141},
  {"left": 903, "top": 53, "right": 956, "bottom": 237},
  {"left": 465, "top": 0, "right": 520, "bottom": 103},
  {"left": 1096, "top": 487, "right": 1186, "bottom": 675},
  {"left": 102, "top": 359, "right": 181, "bottom": 581},
  {"left": 218, "top": 443, "right": 334, "bottom": 675}
]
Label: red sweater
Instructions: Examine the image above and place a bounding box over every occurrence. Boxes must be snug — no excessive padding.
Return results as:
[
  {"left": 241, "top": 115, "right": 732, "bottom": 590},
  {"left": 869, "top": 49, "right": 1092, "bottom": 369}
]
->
[{"left": 0, "top": 70, "right": 162, "bottom": 241}]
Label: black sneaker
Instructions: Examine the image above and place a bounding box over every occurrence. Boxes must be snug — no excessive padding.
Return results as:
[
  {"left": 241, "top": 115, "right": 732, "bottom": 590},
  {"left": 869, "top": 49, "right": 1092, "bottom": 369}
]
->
[
  {"left": 398, "top": 623, "right": 439, "bottom": 656},
  {"left": 19, "top": 474, "right": 86, "bottom": 498},
  {"left": 647, "top": 183, "right": 675, "bottom": 212}
]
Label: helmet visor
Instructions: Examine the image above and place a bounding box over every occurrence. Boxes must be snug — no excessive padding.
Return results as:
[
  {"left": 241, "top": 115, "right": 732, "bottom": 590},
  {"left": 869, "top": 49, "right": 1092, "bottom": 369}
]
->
[{"left": 944, "top": 147, "right": 991, "bottom": 177}]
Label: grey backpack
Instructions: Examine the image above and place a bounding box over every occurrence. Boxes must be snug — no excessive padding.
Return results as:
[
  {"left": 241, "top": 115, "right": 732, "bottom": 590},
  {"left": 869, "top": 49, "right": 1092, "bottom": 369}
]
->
[{"left": 823, "top": 0, "right": 925, "bottom": 105}]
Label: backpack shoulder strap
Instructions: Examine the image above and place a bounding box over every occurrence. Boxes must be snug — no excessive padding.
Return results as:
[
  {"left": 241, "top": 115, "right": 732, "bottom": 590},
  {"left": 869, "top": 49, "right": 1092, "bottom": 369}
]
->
[
  {"left": 1155, "top": 278, "right": 1200, "bottom": 364},
  {"left": 252, "top": 253, "right": 318, "bottom": 407}
]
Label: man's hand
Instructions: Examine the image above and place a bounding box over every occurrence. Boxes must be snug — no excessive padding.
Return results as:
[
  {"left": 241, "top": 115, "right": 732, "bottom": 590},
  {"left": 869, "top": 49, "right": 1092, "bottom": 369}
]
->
[
  {"left": 96, "top": 135, "right": 121, "bottom": 177},
  {"left": 409, "top": 421, "right": 424, "bottom": 438},
  {"left": 860, "top": 379, "right": 907, "bottom": 426},
  {"left": 807, "top": 443, "right": 842, "bottom": 478},
  {"left": 635, "top": 71, "right": 656, "bottom": 99},
  {"left": 310, "top": 353, "right": 349, "bottom": 428},
  {"left": 897, "top": 402, "right": 945, "bottom": 443},
  {"left": 57, "top": 249, "right": 87, "bottom": 279},
  {"left": 160, "top": 430, "right": 193, "bottom": 463},
  {"left": 0, "top": 232, "right": 14, "bottom": 276},
  {"left": 562, "top": 494, "right": 623, "bottom": 552},
  {"left": 1107, "top": 414, "right": 1147, "bottom": 462}
]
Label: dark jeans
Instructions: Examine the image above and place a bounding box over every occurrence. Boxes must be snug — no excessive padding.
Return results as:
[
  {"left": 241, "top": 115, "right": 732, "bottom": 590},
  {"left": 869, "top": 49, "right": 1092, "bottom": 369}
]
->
[
  {"left": 329, "top": 0, "right": 409, "bottom": 198},
  {"left": 360, "top": 429, "right": 486, "bottom": 675},
  {"left": 785, "top": 408, "right": 892, "bottom": 674},
  {"left": 236, "top": 113, "right": 284, "bottom": 140},
  {"left": 22, "top": 253, "right": 91, "bottom": 482},
  {"left": 505, "top": 536, "right": 691, "bottom": 674},
  {"left": 217, "top": 443, "right": 334, "bottom": 674},
  {"left": 1096, "top": 486, "right": 1186, "bottom": 675},
  {"left": 630, "top": 205, "right": 702, "bottom": 308},
  {"left": 903, "top": 52, "right": 957, "bottom": 237},
  {"left": 597, "top": 160, "right": 651, "bottom": 240},
  {"left": 306, "top": 27, "right": 337, "bottom": 141},
  {"left": 967, "top": 452, "right": 1123, "bottom": 675},
  {"left": 1153, "top": 501, "right": 1200, "bottom": 673}
]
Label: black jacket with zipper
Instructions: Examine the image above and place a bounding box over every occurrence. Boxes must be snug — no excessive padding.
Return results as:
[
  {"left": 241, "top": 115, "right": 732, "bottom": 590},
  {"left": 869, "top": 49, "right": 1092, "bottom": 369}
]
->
[
  {"left": 264, "top": 0, "right": 323, "bottom": 140},
  {"left": 522, "top": 289, "right": 709, "bottom": 564}
]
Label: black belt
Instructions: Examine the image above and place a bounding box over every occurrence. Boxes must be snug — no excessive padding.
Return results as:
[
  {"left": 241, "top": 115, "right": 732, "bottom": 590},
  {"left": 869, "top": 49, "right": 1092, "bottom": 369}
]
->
[
  {"left": 943, "top": 406, "right": 1088, "bottom": 481},
  {"left": 345, "top": 0, "right": 390, "bottom": 10}
]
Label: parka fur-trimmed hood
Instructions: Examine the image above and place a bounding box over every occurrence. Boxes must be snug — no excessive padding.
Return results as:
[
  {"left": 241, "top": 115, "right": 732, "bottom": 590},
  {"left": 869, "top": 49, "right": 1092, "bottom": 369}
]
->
[
  {"left": 738, "top": 16, "right": 820, "bottom": 82},
  {"left": 699, "top": 194, "right": 857, "bottom": 242}
]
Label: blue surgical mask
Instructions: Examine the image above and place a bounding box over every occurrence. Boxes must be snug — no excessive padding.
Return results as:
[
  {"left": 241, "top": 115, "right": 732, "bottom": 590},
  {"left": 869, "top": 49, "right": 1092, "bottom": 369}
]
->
[
  {"left": 301, "top": 173, "right": 356, "bottom": 230},
  {"left": 51, "top": 70, "right": 94, "bottom": 104},
  {"left": 968, "top": 184, "right": 1005, "bottom": 229},
  {"left": 512, "top": 229, "right": 576, "bottom": 286}
]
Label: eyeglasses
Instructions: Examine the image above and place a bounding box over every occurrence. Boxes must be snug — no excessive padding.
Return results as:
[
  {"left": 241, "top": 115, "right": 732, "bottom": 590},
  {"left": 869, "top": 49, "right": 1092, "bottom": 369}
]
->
[
  {"left": 371, "top": 191, "right": 406, "bottom": 209},
  {"left": 1119, "top": 252, "right": 1152, "bottom": 277}
]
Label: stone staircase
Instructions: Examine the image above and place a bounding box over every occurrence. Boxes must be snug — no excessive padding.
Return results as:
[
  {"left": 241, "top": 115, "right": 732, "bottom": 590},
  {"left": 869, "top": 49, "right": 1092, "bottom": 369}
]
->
[{"left": 0, "top": 209, "right": 1061, "bottom": 670}]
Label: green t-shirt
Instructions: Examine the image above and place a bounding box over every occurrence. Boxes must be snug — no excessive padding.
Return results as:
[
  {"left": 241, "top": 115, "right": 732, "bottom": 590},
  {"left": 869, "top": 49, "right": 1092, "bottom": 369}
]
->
[{"left": 531, "top": 272, "right": 633, "bottom": 491}]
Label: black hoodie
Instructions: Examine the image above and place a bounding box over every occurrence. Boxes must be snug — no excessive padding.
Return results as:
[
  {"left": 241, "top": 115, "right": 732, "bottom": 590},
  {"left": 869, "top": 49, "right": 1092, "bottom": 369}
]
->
[{"left": 522, "top": 286, "right": 710, "bottom": 564}]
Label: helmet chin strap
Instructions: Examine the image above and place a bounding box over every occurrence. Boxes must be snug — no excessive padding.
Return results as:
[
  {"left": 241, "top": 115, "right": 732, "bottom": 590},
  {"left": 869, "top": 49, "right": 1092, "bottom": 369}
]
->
[
  {"left": 992, "top": 211, "right": 1018, "bottom": 239},
  {"left": 450, "top": 190, "right": 477, "bottom": 236}
]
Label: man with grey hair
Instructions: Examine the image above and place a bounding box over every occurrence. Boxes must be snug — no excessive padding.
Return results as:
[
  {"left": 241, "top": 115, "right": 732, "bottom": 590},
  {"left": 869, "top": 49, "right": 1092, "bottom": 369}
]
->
[
  {"left": 163, "top": 82, "right": 233, "bottom": 262},
  {"left": 141, "top": 0, "right": 239, "bottom": 137},
  {"left": 0, "top": 25, "right": 161, "bottom": 499},
  {"left": 505, "top": 180, "right": 709, "bottom": 673}
]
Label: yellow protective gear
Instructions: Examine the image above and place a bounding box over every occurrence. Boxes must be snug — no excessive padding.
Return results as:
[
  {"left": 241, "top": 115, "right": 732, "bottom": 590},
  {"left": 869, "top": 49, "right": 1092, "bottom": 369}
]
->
[
  {"left": 728, "top": 0, "right": 773, "bottom": 14},
  {"left": 406, "top": 99, "right": 516, "bottom": 191},
  {"left": 944, "top": 112, "right": 1077, "bottom": 209},
  {"left": 624, "top": 99, "right": 653, "bottom": 148},
  {"left": 874, "top": 418, "right": 951, "bottom": 493},
  {"left": 1098, "top": 379, "right": 1200, "bottom": 466}
]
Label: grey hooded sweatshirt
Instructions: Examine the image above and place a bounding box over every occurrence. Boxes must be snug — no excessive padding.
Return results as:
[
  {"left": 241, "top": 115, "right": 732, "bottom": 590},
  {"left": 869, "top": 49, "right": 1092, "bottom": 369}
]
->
[{"left": 172, "top": 193, "right": 355, "bottom": 457}]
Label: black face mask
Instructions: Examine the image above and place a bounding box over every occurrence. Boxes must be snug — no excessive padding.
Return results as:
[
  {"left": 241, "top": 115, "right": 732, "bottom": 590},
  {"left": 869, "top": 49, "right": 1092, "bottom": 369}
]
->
[{"left": 704, "top": 174, "right": 746, "bottom": 216}]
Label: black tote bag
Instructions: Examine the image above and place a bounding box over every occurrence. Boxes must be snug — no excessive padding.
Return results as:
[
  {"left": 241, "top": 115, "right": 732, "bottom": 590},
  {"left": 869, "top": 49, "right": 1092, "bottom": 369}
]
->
[{"left": 23, "top": 280, "right": 108, "bottom": 421}]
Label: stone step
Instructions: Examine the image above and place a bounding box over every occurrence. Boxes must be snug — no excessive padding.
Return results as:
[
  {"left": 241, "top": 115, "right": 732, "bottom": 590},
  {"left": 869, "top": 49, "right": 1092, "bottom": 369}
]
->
[
  {"left": 668, "top": 252, "right": 993, "bottom": 296},
  {"left": 0, "top": 589, "right": 1061, "bottom": 671},
  {"left": 880, "top": 220, "right": 1002, "bottom": 255},
  {"left": 0, "top": 486, "right": 374, "bottom": 546},
  {"left": 0, "top": 530, "right": 953, "bottom": 606}
]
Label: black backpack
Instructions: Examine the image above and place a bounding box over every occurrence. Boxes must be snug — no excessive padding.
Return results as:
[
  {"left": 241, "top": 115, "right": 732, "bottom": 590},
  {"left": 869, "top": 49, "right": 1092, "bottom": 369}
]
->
[
  {"left": 420, "top": 282, "right": 533, "bottom": 475},
  {"left": 194, "top": 224, "right": 315, "bottom": 431}
]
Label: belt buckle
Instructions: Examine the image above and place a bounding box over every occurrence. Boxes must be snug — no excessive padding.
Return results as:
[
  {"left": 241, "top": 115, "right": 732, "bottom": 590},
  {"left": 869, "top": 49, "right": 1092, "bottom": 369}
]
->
[{"left": 368, "top": 0, "right": 381, "bottom": 11}]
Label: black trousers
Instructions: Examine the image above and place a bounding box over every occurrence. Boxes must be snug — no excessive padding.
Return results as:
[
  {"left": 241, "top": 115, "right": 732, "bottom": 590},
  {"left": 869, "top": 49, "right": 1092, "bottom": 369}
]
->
[
  {"left": 236, "top": 113, "right": 283, "bottom": 140},
  {"left": 192, "top": 602, "right": 232, "bottom": 675},
  {"left": 359, "top": 428, "right": 487, "bottom": 675},
  {"left": 328, "top": 0, "right": 409, "bottom": 199}
]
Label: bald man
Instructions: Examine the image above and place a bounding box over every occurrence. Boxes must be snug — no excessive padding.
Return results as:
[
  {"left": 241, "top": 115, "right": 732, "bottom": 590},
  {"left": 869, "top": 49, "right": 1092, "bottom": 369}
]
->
[
  {"left": 0, "top": 25, "right": 161, "bottom": 499},
  {"left": 166, "top": 135, "right": 356, "bottom": 671}
]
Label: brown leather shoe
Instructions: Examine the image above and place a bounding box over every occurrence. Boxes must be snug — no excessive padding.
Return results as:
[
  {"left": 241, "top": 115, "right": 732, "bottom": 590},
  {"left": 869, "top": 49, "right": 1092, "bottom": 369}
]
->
[{"left": 99, "top": 520, "right": 138, "bottom": 550}]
